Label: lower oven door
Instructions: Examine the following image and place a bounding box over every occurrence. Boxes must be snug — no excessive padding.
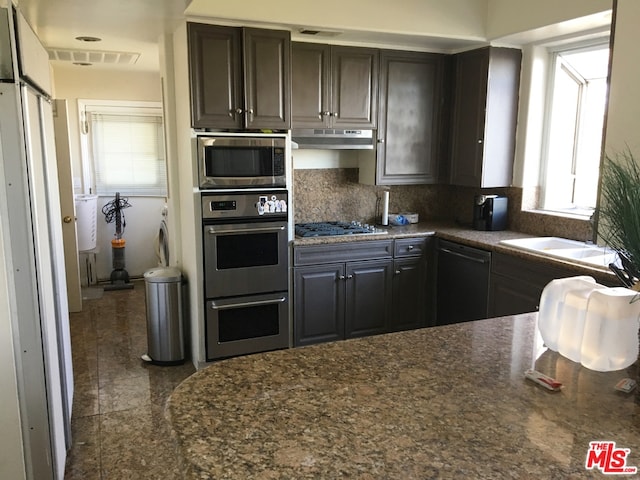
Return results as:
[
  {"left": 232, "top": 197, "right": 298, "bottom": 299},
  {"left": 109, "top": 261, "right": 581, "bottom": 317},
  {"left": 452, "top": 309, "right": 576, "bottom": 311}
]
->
[
  {"left": 205, "top": 292, "right": 289, "bottom": 360},
  {"left": 203, "top": 221, "right": 288, "bottom": 298}
]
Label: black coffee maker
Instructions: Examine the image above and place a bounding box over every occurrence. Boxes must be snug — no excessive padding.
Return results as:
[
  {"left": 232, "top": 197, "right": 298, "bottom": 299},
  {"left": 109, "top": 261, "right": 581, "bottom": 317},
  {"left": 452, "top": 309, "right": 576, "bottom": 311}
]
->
[{"left": 473, "top": 195, "right": 508, "bottom": 231}]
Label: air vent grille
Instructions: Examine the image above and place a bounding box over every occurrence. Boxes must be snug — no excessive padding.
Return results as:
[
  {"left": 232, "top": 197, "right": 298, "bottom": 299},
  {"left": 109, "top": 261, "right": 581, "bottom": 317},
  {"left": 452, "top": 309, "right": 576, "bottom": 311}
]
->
[
  {"left": 47, "top": 48, "right": 140, "bottom": 65},
  {"left": 298, "top": 29, "right": 342, "bottom": 37}
]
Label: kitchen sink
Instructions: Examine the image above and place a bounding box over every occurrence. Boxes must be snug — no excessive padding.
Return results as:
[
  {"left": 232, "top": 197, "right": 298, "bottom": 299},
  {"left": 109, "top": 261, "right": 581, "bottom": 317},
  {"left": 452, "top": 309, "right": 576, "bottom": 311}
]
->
[{"left": 499, "top": 237, "right": 619, "bottom": 268}]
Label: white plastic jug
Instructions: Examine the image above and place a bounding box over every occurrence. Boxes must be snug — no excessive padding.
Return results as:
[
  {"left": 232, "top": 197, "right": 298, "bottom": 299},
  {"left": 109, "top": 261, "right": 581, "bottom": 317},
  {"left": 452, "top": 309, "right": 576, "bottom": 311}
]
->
[
  {"left": 538, "top": 276, "right": 596, "bottom": 351},
  {"left": 556, "top": 281, "right": 606, "bottom": 363},
  {"left": 581, "top": 287, "right": 640, "bottom": 372}
]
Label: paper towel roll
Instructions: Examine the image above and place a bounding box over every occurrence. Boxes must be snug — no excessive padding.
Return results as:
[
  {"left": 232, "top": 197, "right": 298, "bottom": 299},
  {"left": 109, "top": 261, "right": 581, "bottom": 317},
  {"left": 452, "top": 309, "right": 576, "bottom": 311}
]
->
[
  {"left": 75, "top": 194, "right": 98, "bottom": 251},
  {"left": 381, "top": 191, "right": 389, "bottom": 226}
]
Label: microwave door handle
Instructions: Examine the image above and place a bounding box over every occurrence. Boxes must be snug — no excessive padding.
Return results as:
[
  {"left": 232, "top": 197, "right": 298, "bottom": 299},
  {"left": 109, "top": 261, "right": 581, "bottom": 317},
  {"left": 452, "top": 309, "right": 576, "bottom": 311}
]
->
[
  {"left": 210, "top": 297, "right": 287, "bottom": 310},
  {"left": 207, "top": 225, "right": 286, "bottom": 235}
]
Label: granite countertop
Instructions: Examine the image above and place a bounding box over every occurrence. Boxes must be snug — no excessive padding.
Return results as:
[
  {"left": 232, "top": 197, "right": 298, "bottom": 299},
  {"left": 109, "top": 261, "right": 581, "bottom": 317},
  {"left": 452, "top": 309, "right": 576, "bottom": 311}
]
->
[
  {"left": 166, "top": 314, "right": 640, "bottom": 479},
  {"left": 293, "top": 221, "right": 617, "bottom": 284}
]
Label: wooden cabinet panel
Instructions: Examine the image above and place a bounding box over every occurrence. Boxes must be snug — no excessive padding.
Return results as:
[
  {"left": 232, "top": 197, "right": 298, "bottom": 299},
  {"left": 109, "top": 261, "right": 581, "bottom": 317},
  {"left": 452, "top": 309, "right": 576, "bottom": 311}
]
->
[
  {"left": 187, "top": 23, "right": 291, "bottom": 130},
  {"left": 294, "top": 264, "right": 345, "bottom": 346},
  {"left": 391, "top": 257, "right": 426, "bottom": 332},
  {"left": 489, "top": 252, "right": 575, "bottom": 317},
  {"left": 294, "top": 238, "right": 430, "bottom": 346},
  {"left": 376, "top": 51, "right": 446, "bottom": 185},
  {"left": 291, "top": 43, "right": 330, "bottom": 127},
  {"left": 331, "top": 46, "right": 379, "bottom": 128},
  {"left": 188, "top": 23, "right": 242, "bottom": 129},
  {"left": 243, "top": 28, "right": 291, "bottom": 129},
  {"left": 345, "top": 259, "right": 393, "bottom": 338},
  {"left": 450, "top": 47, "right": 521, "bottom": 187},
  {"left": 292, "top": 44, "right": 378, "bottom": 129}
]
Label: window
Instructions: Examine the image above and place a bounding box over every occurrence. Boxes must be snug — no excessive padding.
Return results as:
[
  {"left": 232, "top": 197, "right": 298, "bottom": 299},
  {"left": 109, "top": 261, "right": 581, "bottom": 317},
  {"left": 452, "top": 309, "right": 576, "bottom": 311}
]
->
[
  {"left": 541, "top": 43, "right": 609, "bottom": 215},
  {"left": 81, "top": 101, "right": 167, "bottom": 196}
]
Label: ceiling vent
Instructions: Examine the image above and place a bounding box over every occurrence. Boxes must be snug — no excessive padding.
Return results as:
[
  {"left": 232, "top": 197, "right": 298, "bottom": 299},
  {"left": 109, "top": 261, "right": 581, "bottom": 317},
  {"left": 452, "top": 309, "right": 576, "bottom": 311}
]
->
[
  {"left": 47, "top": 48, "right": 140, "bottom": 65},
  {"left": 298, "top": 28, "right": 342, "bottom": 37}
]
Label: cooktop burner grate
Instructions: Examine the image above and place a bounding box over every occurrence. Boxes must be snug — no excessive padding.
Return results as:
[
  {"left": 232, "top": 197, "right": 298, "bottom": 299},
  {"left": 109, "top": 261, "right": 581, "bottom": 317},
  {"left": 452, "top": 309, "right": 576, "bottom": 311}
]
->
[{"left": 295, "top": 221, "right": 382, "bottom": 237}]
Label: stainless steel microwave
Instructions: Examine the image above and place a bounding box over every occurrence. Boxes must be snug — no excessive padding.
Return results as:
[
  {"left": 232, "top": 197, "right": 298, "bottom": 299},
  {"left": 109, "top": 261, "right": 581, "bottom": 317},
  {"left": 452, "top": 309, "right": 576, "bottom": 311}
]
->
[{"left": 196, "top": 134, "right": 287, "bottom": 189}]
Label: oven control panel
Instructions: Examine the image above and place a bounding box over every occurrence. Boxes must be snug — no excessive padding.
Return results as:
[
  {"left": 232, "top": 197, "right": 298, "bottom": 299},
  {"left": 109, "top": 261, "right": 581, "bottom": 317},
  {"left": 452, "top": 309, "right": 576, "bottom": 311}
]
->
[{"left": 202, "top": 191, "right": 288, "bottom": 220}]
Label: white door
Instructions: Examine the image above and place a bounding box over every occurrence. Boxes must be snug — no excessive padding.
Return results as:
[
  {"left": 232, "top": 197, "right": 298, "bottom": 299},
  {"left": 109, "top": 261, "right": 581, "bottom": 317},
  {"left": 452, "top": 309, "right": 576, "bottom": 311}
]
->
[
  {"left": 52, "top": 99, "right": 82, "bottom": 312},
  {"left": 23, "top": 85, "right": 72, "bottom": 476}
]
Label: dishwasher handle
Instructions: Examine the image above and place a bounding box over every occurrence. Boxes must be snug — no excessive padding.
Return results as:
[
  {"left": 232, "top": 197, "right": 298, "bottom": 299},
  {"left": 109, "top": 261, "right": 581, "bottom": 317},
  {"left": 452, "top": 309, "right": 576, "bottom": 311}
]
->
[{"left": 438, "top": 247, "right": 490, "bottom": 264}]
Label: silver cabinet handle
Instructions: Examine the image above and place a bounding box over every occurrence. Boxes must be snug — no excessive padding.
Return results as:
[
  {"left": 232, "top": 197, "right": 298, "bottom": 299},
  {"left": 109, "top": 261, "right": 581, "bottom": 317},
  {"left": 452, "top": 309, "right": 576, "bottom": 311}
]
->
[
  {"left": 407, "top": 245, "right": 414, "bottom": 251},
  {"left": 347, "top": 274, "right": 353, "bottom": 279},
  {"left": 235, "top": 108, "right": 244, "bottom": 114},
  {"left": 208, "top": 225, "right": 285, "bottom": 235},
  {"left": 210, "top": 297, "right": 286, "bottom": 310},
  {"left": 338, "top": 275, "right": 346, "bottom": 280},
  {"left": 395, "top": 270, "right": 401, "bottom": 275}
]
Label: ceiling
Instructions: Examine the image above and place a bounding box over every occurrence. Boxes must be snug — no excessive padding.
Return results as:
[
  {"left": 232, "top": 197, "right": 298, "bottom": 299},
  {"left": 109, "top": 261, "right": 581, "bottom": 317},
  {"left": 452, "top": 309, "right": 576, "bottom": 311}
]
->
[
  {"left": 15, "top": 0, "right": 611, "bottom": 74},
  {"left": 17, "top": 0, "right": 487, "bottom": 73},
  {"left": 17, "top": 0, "right": 189, "bottom": 71}
]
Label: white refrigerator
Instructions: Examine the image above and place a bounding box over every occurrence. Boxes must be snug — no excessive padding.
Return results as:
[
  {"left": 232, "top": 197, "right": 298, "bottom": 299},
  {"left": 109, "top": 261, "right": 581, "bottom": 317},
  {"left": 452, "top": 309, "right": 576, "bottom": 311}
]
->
[{"left": 0, "top": 6, "right": 73, "bottom": 479}]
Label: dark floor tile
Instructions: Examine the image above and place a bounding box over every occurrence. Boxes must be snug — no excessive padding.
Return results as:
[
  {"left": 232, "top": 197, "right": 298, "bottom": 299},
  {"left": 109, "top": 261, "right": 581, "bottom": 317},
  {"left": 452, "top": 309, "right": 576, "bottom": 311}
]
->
[
  {"left": 64, "top": 415, "right": 101, "bottom": 480},
  {"left": 65, "top": 281, "right": 195, "bottom": 479}
]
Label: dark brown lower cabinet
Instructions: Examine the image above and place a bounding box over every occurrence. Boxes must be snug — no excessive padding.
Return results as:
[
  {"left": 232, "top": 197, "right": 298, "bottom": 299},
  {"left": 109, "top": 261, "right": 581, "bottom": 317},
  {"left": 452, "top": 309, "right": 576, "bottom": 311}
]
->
[
  {"left": 488, "top": 252, "right": 616, "bottom": 317},
  {"left": 294, "top": 238, "right": 429, "bottom": 347}
]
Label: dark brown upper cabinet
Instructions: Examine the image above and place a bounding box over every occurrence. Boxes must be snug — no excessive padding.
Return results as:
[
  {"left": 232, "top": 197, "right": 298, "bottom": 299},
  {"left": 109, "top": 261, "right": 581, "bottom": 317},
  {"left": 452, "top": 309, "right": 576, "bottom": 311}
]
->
[
  {"left": 292, "top": 43, "right": 378, "bottom": 129},
  {"left": 372, "top": 50, "right": 448, "bottom": 185},
  {"left": 449, "top": 47, "right": 522, "bottom": 188},
  {"left": 187, "top": 23, "right": 291, "bottom": 130}
]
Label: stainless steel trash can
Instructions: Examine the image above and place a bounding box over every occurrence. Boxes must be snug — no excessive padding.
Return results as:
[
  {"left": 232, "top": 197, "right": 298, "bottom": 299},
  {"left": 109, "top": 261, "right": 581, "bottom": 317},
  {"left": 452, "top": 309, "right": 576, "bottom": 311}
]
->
[{"left": 143, "top": 267, "right": 184, "bottom": 365}]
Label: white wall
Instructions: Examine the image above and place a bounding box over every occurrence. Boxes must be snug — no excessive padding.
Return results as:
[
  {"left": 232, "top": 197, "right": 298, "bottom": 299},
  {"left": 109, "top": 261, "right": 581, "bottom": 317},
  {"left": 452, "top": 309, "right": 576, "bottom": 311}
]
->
[
  {"left": 487, "top": 0, "right": 612, "bottom": 40},
  {"left": 186, "top": 0, "right": 487, "bottom": 41},
  {"left": 52, "top": 65, "right": 167, "bottom": 280},
  {"left": 603, "top": 0, "right": 640, "bottom": 156}
]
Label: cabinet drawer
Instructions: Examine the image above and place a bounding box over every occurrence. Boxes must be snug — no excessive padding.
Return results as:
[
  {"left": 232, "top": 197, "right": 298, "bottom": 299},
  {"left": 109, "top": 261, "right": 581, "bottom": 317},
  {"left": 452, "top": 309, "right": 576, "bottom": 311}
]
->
[
  {"left": 394, "top": 237, "right": 428, "bottom": 258},
  {"left": 294, "top": 240, "right": 393, "bottom": 266}
]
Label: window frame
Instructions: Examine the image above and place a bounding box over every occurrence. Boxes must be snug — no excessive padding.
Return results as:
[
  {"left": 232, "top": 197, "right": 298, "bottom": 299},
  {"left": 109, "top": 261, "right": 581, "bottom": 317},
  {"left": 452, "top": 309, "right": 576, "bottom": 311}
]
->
[
  {"left": 539, "top": 40, "right": 610, "bottom": 217},
  {"left": 78, "top": 99, "right": 167, "bottom": 197}
]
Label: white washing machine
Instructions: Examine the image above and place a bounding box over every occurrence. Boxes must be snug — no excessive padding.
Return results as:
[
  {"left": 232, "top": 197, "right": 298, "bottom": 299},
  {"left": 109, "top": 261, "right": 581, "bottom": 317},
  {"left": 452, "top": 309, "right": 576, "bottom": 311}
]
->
[{"left": 156, "top": 204, "right": 170, "bottom": 267}]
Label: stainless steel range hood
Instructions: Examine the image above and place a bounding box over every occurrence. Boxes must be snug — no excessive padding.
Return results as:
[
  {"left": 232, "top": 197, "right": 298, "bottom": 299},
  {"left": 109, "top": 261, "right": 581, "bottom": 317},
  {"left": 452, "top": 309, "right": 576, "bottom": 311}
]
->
[{"left": 291, "top": 128, "right": 374, "bottom": 150}]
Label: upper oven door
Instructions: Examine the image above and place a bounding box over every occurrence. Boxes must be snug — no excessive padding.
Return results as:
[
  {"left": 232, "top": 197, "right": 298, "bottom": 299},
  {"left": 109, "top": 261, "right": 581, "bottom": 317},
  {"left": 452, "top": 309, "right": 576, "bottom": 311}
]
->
[
  {"left": 198, "top": 135, "right": 287, "bottom": 189},
  {"left": 203, "top": 221, "right": 288, "bottom": 298}
]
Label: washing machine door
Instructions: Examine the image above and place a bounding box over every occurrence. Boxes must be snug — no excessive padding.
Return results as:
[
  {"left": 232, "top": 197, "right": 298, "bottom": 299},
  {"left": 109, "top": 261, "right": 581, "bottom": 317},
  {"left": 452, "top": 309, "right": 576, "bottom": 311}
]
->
[{"left": 158, "top": 220, "right": 169, "bottom": 267}]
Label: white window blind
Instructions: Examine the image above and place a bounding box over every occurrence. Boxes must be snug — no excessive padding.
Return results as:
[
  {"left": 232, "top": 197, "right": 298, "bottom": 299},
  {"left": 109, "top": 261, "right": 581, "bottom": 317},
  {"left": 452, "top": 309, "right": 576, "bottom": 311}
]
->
[{"left": 90, "top": 112, "right": 167, "bottom": 196}]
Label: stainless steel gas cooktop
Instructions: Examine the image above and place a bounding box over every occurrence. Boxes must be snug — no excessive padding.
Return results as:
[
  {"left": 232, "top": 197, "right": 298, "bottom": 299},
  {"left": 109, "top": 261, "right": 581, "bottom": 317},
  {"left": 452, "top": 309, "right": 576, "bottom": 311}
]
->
[{"left": 295, "top": 221, "right": 387, "bottom": 237}]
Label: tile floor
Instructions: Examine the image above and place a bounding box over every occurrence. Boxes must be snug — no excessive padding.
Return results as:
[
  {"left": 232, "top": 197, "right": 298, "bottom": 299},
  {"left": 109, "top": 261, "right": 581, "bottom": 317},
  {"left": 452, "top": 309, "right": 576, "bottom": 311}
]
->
[{"left": 64, "top": 281, "right": 195, "bottom": 479}]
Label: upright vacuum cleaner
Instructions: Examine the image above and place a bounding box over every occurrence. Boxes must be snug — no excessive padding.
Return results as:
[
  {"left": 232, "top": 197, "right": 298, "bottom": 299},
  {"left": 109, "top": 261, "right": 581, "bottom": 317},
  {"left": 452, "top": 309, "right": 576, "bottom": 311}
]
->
[{"left": 102, "top": 192, "right": 134, "bottom": 291}]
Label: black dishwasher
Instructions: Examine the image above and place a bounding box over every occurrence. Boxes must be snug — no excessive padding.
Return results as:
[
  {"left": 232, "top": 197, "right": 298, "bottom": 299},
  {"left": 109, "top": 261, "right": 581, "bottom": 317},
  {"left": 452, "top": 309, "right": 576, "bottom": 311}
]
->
[{"left": 436, "top": 239, "right": 491, "bottom": 325}]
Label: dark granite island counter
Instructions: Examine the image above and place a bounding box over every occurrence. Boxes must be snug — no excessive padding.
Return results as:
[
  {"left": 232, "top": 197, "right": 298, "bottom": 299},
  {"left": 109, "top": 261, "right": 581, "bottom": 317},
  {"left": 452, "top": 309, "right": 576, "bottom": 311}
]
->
[{"left": 166, "top": 314, "right": 640, "bottom": 479}]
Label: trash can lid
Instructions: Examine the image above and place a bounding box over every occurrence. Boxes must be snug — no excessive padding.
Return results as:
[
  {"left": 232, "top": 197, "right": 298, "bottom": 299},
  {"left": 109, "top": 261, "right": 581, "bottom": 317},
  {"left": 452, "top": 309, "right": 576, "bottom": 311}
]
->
[{"left": 144, "top": 266, "right": 182, "bottom": 283}]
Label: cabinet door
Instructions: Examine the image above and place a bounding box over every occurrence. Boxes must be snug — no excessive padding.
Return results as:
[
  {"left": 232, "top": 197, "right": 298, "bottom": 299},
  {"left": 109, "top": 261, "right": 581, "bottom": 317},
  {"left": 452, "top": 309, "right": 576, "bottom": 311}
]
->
[
  {"left": 449, "top": 48, "right": 488, "bottom": 187},
  {"left": 291, "top": 43, "right": 330, "bottom": 128},
  {"left": 391, "top": 257, "right": 426, "bottom": 331},
  {"left": 377, "top": 51, "right": 444, "bottom": 184},
  {"left": 294, "top": 264, "right": 345, "bottom": 346},
  {"left": 345, "top": 259, "right": 392, "bottom": 338},
  {"left": 450, "top": 47, "right": 521, "bottom": 188},
  {"left": 331, "top": 46, "right": 379, "bottom": 128},
  {"left": 188, "top": 23, "right": 242, "bottom": 129},
  {"left": 489, "top": 274, "right": 541, "bottom": 318},
  {"left": 243, "top": 28, "right": 291, "bottom": 130}
]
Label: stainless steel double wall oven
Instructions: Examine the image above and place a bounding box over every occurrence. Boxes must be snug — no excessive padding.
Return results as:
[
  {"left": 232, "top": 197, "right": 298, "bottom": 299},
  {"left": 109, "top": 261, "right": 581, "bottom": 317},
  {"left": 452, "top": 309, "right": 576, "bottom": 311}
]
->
[{"left": 197, "top": 133, "right": 290, "bottom": 360}]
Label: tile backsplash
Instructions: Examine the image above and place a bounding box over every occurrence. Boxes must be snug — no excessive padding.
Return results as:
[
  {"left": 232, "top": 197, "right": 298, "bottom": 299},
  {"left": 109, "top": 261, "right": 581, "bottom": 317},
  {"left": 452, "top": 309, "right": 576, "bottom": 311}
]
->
[{"left": 293, "top": 168, "right": 593, "bottom": 241}]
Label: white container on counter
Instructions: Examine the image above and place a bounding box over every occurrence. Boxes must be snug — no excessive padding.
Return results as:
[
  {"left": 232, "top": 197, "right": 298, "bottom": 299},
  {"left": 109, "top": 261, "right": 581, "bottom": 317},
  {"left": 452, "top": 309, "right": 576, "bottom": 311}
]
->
[
  {"left": 538, "top": 276, "right": 640, "bottom": 372},
  {"left": 581, "top": 287, "right": 640, "bottom": 372},
  {"left": 538, "top": 276, "right": 596, "bottom": 351},
  {"left": 556, "top": 281, "right": 606, "bottom": 363}
]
